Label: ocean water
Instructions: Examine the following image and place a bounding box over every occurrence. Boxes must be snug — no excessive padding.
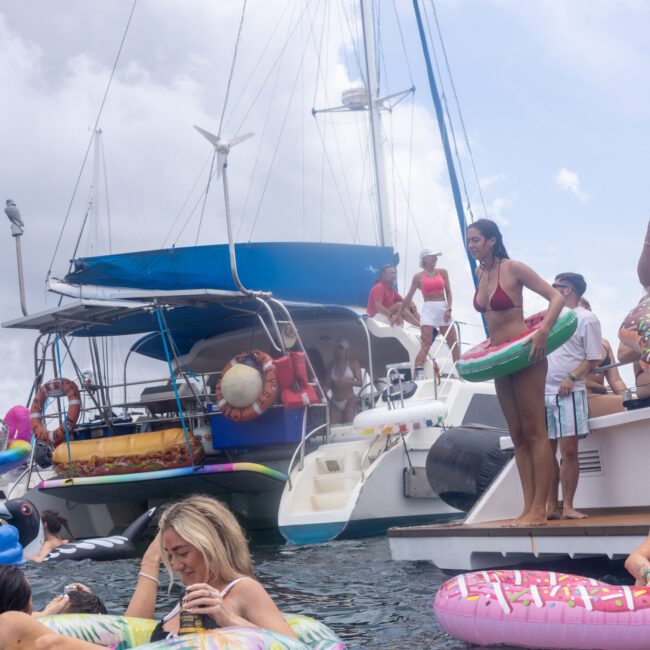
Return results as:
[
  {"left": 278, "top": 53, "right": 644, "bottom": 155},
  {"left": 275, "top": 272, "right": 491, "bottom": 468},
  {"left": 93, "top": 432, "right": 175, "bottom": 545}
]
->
[{"left": 24, "top": 536, "right": 630, "bottom": 649}]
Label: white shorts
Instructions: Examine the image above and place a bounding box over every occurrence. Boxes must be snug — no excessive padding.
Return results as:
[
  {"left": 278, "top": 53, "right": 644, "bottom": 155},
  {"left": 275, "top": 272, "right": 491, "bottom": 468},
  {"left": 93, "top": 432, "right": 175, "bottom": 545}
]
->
[
  {"left": 545, "top": 390, "right": 590, "bottom": 439},
  {"left": 420, "top": 301, "right": 449, "bottom": 327}
]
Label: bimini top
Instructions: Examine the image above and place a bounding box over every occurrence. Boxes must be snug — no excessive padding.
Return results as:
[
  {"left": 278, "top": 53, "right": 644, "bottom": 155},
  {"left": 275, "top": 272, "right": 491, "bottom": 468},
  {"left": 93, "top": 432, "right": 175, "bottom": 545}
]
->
[{"left": 64, "top": 241, "right": 398, "bottom": 307}]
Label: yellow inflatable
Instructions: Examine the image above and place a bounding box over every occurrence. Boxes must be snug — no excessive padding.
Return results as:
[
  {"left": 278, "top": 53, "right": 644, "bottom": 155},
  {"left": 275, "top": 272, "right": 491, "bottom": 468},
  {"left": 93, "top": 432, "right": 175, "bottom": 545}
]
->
[{"left": 53, "top": 428, "right": 204, "bottom": 477}]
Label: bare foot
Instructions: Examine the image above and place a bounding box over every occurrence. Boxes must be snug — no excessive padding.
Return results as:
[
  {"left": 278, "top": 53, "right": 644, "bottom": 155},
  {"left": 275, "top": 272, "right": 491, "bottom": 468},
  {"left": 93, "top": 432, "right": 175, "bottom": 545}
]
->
[
  {"left": 562, "top": 508, "right": 588, "bottom": 520},
  {"left": 546, "top": 510, "right": 562, "bottom": 521},
  {"left": 513, "top": 514, "right": 548, "bottom": 527}
]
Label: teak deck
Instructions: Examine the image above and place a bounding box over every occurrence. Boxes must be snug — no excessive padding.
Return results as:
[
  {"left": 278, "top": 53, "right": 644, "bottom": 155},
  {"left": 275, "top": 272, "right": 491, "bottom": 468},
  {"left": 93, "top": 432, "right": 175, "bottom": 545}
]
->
[{"left": 388, "top": 508, "right": 650, "bottom": 538}]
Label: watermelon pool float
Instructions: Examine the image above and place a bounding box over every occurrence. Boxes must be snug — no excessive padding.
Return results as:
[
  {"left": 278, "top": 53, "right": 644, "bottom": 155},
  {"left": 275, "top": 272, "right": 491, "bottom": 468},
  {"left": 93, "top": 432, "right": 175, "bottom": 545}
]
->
[{"left": 458, "top": 308, "right": 578, "bottom": 382}]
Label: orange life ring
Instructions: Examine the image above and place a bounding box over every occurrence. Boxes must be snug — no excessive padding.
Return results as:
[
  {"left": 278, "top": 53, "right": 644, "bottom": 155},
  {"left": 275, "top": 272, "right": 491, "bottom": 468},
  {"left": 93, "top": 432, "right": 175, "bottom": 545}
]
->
[
  {"left": 215, "top": 350, "right": 278, "bottom": 422},
  {"left": 30, "top": 378, "right": 81, "bottom": 446}
]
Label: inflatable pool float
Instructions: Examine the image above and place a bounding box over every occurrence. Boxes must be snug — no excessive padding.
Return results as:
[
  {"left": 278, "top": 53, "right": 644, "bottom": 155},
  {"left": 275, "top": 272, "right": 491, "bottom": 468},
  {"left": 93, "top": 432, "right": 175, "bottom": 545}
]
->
[
  {"left": 352, "top": 400, "right": 447, "bottom": 436},
  {"left": 0, "top": 523, "right": 23, "bottom": 564},
  {"left": 619, "top": 294, "right": 650, "bottom": 373},
  {"left": 435, "top": 569, "right": 650, "bottom": 649},
  {"left": 52, "top": 428, "right": 204, "bottom": 477},
  {"left": 458, "top": 308, "right": 578, "bottom": 382},
  {"left": 4, "top": 404, "right": 32, "bottom": 442},
  {"left": 0, "top": 439, "right": 31, "bottom": 473},
  {"left": 40, "top": 613, "right": 345, "bottom": 649}
]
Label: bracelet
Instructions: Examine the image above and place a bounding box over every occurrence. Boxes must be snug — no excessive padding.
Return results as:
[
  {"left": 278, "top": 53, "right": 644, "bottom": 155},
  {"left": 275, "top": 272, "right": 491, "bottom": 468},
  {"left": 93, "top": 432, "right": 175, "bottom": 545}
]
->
[
  {"left": 643, "top": 568, "right": 650, "bottom": 584},
  {"left": 138, "top": 571, "right": 160, "bottom": 584},
  {"left": 141, "top": 560, "right": 160, "bottom": 567},
  {"left": 567, "top": 373, "right": 577, "bottom": 382}
]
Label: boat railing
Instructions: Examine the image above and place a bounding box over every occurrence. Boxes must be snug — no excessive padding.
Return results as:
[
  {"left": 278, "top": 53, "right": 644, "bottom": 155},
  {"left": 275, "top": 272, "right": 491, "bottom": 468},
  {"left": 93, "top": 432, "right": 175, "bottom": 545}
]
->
[
  {"left": 285, "top": 417, "right": 330, "bottom": 490},
  {"left": 360, "top": 433, "right": 382, "bottom": 481}
]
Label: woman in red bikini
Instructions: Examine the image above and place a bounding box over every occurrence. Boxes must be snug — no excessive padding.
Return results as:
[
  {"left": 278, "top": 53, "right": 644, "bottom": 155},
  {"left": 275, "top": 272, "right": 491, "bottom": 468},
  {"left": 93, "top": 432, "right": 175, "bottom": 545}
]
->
[{"left": 467, "top": 219, "right": 564, "bottom": 527}]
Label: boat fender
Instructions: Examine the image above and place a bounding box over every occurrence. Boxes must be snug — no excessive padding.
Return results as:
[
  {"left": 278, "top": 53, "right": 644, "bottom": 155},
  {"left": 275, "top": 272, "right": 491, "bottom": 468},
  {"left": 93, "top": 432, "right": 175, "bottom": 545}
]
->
[
  {"left": 39, "top": 613, "right": 346, "bottom": 649},
  {"left": 215, "top": 350, "right": 278, "bottom": 422},
  {"left": 458, "top": 308, "right": 577, "bottom": 382},
  {"left": 0, "top": 524, "right": 23, "bottom": 565},
  {"left": 426, "top": 425, "right": 513, "bottom": 511},
  {"left": 435, "top": 569, "right": 650, "bottom": 650},
  {"left": 619, "top": 294, "right": 650, "bottom": 373},
  {"left": 30, "top": 378, "right": 81, "bottom": 446}
]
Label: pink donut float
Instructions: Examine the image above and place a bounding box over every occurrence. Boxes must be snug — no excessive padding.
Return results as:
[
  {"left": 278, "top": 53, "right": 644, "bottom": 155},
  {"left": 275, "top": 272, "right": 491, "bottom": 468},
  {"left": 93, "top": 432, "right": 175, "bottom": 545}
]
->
[{"left": 435, "top": 569, "right": 650, "bottom": 649}]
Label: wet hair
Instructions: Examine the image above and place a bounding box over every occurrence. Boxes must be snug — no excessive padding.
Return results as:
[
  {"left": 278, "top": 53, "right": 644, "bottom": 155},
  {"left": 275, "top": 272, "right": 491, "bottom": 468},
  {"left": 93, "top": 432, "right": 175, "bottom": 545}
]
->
[
  {"left": 467, "top": 219, "right": 510, "bottom": 261},
  {"left": 0, "top": 565, "right": 32, "bottom": 614},
  {"left": 578, "top": 297, "right": 591, "bottom": 310},
  {"left": 41, "top": 509, "right": 75, "bottom": 540},
  {"left": 65, "top": 589, "right": 107, "bottom": 615},
  {"left": 556, "top": 272, "right": 587, "bottom": 298},
  {"left": 158, "top": 495, "right": 254, "bottom": 588}
]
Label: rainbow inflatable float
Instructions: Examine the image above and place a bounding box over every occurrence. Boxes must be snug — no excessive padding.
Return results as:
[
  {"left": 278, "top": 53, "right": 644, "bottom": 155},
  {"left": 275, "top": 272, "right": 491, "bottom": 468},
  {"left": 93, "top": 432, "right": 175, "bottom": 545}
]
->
[
  {"left": 435, "top": 569, "right": 650, "bottom": 649},
  {"left": 40, "top": 613, "right": 345, "bottom": 649},
  {"left": 0, "top": 439, "right": 32, "bottom": 474},
  {"left": 458, "top": 308, "right": 577, "bottom": 382}
]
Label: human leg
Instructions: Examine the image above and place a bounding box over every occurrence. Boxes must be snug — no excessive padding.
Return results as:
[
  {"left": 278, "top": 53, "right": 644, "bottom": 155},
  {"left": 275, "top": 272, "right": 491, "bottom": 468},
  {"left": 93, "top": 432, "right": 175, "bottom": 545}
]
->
[
  {"left": 558, "top": 436, "right": 587, "bottom": 519},
  {"left": 511, "top": 360, "right": 553, "bottom": 526},
  {"left": 415, "top": 325, "right": 434, "bottom": 367},
  {"left": 343, "top": 395, "right": 356, "bottom": 423},
  {"left": 329, "top": 399, "right": 344, "bottom": 425},
  {"left": 546, "top": 438, "right": 561, "bottom": 519},
  {"left": 494, "top": 374, "right": 534, "bottom": 522},
  {"left": 439, "top": 325, "right": 460, "bottom": 363}
]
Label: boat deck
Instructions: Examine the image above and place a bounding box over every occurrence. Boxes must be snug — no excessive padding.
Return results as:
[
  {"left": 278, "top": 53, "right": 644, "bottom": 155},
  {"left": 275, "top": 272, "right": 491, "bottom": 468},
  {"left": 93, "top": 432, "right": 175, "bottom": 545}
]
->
[{"left": 388, "top": 508, "right": 650, "bottom": 570}]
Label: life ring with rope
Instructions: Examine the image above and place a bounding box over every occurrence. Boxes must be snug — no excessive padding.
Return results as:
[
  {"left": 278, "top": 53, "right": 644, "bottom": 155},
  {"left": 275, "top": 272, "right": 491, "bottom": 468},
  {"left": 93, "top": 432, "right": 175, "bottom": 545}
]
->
[
  {"left": 215, "top": 350, "right": 278, "bottom": 422},
  {"left": 30, "top": 378, "right": 82, "bottom": 446}
]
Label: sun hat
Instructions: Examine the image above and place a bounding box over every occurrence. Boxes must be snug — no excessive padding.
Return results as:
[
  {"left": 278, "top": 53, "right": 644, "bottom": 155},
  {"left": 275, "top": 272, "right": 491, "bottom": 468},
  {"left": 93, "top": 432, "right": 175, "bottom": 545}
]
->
[{"left": 420, "top": 247, "right": 442, "bottom": 259}]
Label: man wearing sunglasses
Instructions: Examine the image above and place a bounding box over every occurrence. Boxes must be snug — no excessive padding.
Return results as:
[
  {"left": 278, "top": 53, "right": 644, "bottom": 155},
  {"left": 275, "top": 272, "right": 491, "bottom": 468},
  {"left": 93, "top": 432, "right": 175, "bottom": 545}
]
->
[{"left": 545, "top": 272, "right": 602, "bottom": 520}]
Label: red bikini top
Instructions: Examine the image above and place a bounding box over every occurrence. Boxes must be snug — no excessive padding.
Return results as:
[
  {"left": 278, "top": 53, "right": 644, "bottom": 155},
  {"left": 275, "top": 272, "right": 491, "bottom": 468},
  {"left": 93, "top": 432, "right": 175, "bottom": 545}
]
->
[
  {"left": 473, "top": 261, "right": 519, "bottom": 313},
  {"left": 420, "top": 271, "right": 445, "bottom": 294}
]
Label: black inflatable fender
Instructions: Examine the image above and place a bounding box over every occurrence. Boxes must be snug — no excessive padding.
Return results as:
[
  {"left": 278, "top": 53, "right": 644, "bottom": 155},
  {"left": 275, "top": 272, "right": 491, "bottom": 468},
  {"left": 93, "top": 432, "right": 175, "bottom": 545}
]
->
[{"left": 426, "top": 425, "right": 514, "bottom": 512}]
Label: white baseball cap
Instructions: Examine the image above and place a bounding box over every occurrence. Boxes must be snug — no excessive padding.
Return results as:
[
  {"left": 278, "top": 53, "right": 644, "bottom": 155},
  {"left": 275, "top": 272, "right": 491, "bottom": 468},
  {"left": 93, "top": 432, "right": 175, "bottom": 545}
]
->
[{"left": 420, "top": 247, "right": 442, "bottom": 259}]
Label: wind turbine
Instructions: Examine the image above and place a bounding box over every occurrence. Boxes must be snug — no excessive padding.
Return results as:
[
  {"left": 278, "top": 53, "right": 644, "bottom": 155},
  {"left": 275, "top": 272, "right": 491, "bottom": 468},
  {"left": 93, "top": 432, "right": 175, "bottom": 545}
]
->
[
  {"left": 4, "top": 199, "right": 28, "bottom": 315},
  {"left": 193, "top": 126, "right": 255, "bottom": 295}
]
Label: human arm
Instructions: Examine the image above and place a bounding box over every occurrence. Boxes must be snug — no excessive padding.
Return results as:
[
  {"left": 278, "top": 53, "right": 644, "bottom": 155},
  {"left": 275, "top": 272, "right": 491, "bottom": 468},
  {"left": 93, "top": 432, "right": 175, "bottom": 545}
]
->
[
  {"left": 396, "top": 275, "right": 420, "bottom": 319},
  {"left": 557, "top": 358, "right": 601, "bottom": 397},
  {"left": 638, "top": 220, "right": 650, "bottom": 289},
  {"left": 27, "top": 540, "right": 55, "bottom": 564},
  {"left": 33, "top": 595, "right": 70, "bottom": 617},
  {"left": 618, "top": 340, "right": 641, "bottom": 365},
  {"left": 440, "top": 269, "right": 453, "bottom": 322},
  {"left": 512, "top": 261, "right": 564, "bottom": 361},
  {"left": 124, "top": 533, "right": 162, "bottom": 619},
  {"left": 184, "top": 581, "right": 296, "bottom": 639},
  {"left": 625, "top": 533, "right": 650, "bottom": 585},
  {"left": 602, "top": 340, "right": 627, "bottom": 393}
]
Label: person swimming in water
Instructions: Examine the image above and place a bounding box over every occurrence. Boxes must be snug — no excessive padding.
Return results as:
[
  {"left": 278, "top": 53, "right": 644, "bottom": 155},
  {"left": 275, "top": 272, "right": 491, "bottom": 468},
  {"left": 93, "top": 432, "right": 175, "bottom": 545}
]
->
[
  {"left": 467, "top": 219, "right": 564, "bottom": 527},
  {"left": 27, "top": 510, "right": 74, "bottom": 563}
]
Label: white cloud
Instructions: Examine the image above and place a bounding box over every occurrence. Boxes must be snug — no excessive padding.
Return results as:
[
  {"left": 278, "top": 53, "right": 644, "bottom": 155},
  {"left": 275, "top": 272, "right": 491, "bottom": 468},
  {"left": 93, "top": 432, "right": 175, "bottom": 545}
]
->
[{"left": 554, "top": 167, "right": 589, "bottom": 203}]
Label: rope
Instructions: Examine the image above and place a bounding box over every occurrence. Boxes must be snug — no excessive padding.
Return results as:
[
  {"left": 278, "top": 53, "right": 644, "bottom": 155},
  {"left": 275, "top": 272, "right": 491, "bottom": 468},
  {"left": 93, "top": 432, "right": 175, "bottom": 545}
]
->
[
  {"left": 54, "top": 335, "right": 73, "bottom": 463},
  {"left": 429, "top": 0, "right": 488, "bottom": 221},
  {"left": 218, "top": 0, "right": 248, "bottom": 137},
  {"left": 46, "top": 0, "right": 138, "bottom": 281},
  {"left": 155, "top": 309, "right": 194, "bottom": 467},
  {"left": 194, "top": 151, "right": 217, "bottom": 245}
]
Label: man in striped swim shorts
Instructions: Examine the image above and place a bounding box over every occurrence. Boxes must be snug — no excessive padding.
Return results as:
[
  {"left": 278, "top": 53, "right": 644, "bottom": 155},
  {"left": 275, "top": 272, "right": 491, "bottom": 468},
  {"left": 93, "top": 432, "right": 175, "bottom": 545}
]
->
[{"left": 545, "top": 272, "right": 602, "bottom": 520}]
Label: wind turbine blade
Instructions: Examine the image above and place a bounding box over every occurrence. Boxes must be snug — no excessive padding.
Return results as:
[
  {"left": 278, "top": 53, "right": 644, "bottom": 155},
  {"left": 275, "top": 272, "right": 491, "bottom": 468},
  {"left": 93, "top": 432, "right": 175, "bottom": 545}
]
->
[
  {"left": 193, "top": 125, "right": 220, "bottom": 147},
  {"left": 216, "top": 152, "right": 226, "bottom": 179},
  {"left": 229, "top": 132, "right": 255, "bottom": 147}
]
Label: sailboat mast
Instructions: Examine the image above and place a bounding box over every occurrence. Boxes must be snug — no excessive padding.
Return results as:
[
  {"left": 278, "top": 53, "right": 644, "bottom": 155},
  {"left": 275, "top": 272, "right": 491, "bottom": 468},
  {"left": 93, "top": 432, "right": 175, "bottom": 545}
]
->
[
  {"left": 90, "top": 129, "right": 102, "bottom": 255},
  {"left": 360, "top": 0, "right": 391, "bottom": 249}
]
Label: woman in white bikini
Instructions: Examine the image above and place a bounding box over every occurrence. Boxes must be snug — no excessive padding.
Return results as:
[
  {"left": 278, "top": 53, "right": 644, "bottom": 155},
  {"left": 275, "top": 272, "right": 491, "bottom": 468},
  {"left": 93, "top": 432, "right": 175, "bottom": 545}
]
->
[{"left": 324, "top": 339, "right": 362, "bottom": 424}]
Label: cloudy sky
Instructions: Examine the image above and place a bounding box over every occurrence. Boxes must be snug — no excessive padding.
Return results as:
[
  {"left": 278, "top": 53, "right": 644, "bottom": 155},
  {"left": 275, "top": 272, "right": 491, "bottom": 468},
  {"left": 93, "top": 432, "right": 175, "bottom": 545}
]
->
[{"left": 0, "top": 0, "right": 647, "bottom": 415}]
